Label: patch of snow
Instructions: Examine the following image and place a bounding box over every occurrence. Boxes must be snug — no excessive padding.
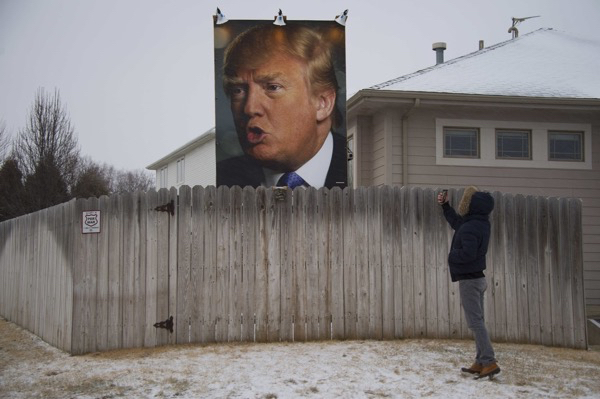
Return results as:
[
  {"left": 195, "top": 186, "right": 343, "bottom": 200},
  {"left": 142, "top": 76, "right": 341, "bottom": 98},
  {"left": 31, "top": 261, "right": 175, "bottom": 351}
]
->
[
  {"left": 1, "top": 318, "right": 600, "bottom": 398},
  {"left": 372, "top": 29, "right": 600, "bottom": 100}
]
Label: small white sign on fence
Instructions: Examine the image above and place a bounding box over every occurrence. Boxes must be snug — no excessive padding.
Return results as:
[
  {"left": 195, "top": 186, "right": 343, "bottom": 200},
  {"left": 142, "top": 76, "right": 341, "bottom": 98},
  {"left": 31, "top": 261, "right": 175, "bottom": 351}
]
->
[{"left": 82, "top": 210, "right": 101, "bottom": 234}]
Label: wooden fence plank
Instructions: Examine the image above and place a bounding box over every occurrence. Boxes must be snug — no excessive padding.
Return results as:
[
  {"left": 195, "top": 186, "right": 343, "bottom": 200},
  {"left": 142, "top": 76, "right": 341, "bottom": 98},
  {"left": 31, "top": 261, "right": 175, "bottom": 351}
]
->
[
  {"left": 242, "top": 187, "right": 257, "bottom": 342},
  {"left": 134, "top": 192, "right": 146, "bottom": 350},
  {"left": 176, "top": 185, "right": 192, "bottom": 343},
  {"left": 412, "top": 187, "right": 426, "bottom": 338},
  {"left": 355, "top": 187, "right": 369, "bottom": 339},
  {"left": 168, "top": 187, "right": 178, "bottom": 345},
  {"left": 253, "top": 187, "right": 268, "bottom": 342},
  {"left": 305, "top": 188, "right": 319, "bottom": 340},
  {"left": 537, "top": 196, "right": 553, "bottom": 346},
  {"left": 266, "top": 188, "right": 281, "bottom": 341},
  {"left": 514, "top": 195, "right": 530, "bottom": 343},
  {"left": 292, "top": 187, "right": 307, "bottom": 341},
  {"left": 525, "top": 195, "right": 541, "bottom": 344},
  {"left": 190, "top": 186, "right": 205, "bottom": 343},
  {"left": 368, "top": 186, "right": 382, "bottom": 339},
  {"left": 391, "top": 187, "right": 403, "bottom": 338},
  {"left": 84, "top": 198, "right": 98, "bottom": 353},
  {"left": 491, "top": 191, "right": 507, "bottom": 342},
  {"left": 401, "top": 186, "right": 415, "bottom": 338},
  {"left": 121, "top": 193, "right": 136, "bottom": 349},
  {"left": 380, "top": 186, "right": 394, "bottom": 340},
  {"left": 97, "top": 196, "right": 110, "bottom": 351},
  {"left": 434, "top": 188, "right": 450, "bottom": 339},
  {"left": 342, "top": 187, "right": 357, "bottom": 339},
  {"left": 229, "top": 186, "right": 243, "bottom": 342},
  {"left": 155, "top": 188, "right": 170, "bottom": 346},
  {"left": 568, "top": 199, "right": 586, "bottom": 348},
  {"left": 317, "top": 188, "right": 330, "bottom": 340},
  {"left": 547, "top": 197, "right": 563, "bottom": 346},
  {"left": 330, "top": 187, "right": 345, "bottom": 339},
  {"left": 504, "top": 194, "right": 519, "bottom": 343},
  {"left": 484, "top": 191, "right": 497, "bottom": 340},
  {"left": 216, "top": 186, "right": 231, "bottom": 342},
  {"left": 202, "top": 186, "right": 217, "bottom": 343},
  {"left": 144, "top": 190, "right": 158, "bottom": 347},
  {"left": 279, "top": 188, "right": 293, "bottom": 341},
  {"left": 559, "top": 198, "right": 575, "bottom": 347},
  {"left": 423, "top": 188, "right": 438, "bottom": 338}
]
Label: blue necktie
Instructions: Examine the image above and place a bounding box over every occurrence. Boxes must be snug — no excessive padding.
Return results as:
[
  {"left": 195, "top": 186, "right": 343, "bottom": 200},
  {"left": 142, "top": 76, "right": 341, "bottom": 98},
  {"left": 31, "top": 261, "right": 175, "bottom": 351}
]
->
[{"left": 277, "top": 172, "right": 307, "bottom": 189}]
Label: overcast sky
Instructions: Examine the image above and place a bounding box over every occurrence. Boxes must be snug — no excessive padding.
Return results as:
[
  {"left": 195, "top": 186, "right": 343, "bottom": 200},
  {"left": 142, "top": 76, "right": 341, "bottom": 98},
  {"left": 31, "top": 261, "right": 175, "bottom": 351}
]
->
[{"left": 1, "top": 0, "right": 599, "bottom": 171}]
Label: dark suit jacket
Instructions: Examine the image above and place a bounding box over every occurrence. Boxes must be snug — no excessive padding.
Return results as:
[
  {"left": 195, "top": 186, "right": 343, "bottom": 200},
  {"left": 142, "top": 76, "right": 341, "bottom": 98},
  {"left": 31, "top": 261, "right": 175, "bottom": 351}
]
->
[{"left": 217, "top": 132, "right": 347, "bottom": 189}]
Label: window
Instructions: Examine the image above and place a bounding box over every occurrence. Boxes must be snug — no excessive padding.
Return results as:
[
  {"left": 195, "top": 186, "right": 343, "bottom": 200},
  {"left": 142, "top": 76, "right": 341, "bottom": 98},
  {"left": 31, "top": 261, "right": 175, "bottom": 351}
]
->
[
  {"left": 436, "top": 119, "right": 591, "bottom": 170},
  {"left": 444, "top": 127, "right": 479, "bottom": 158},
  {"left": 496, "top": 129, "right": 531, "bottom": 159},
  {"left": 176, "top": 157, "right": 185, "bottom": 183},
  {"left": 548, "top": 131, "right": 583, "bottom": 161},
  {"left": 158, "top": 166, "right": 168, "bottom": 188}
]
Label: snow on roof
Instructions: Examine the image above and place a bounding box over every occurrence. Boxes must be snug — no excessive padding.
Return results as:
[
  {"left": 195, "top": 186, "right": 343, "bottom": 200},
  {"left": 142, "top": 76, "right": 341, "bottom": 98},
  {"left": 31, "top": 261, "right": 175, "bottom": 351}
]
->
[{"left": 371, "top": 28, "right": 600, "bottom": 99}]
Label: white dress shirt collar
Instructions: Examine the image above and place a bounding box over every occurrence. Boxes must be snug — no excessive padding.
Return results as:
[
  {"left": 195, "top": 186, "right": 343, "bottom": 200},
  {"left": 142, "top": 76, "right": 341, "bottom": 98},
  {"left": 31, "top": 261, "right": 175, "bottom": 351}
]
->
[{"left": 262, "top": 132, "right": 333, "bottom": 188}]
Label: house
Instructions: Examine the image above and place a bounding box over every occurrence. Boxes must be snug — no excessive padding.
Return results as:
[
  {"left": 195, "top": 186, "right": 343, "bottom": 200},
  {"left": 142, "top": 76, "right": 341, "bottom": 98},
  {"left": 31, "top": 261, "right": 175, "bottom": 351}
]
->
[
  {"left": 146, "top": 127, "right": 215, "bottom": 189},
  {"left": 347, "top": 28, "right": 600, "bottom": 306},
  {"left": 147, "top": 28, "right": 600, "bottom": 306}
]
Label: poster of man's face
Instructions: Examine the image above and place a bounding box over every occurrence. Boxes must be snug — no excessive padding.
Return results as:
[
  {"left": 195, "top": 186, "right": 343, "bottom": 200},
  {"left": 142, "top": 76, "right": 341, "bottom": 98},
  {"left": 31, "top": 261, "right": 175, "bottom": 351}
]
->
[{"left": 214, "top": 19, "right": 347, "bottom": 189}]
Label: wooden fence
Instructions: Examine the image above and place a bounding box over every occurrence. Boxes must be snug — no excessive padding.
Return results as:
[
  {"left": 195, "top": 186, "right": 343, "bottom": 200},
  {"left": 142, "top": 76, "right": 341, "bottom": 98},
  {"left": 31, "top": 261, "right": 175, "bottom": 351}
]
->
[{"left": 0, "top": 186, "right": 587, "bottom": 354}]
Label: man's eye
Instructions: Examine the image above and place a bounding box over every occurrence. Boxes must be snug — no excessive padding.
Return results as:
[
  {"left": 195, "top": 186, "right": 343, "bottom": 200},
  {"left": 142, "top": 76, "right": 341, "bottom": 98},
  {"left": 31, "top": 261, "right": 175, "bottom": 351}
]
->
[
  {"left": 265, "top": 84, "right": 282, "bottom": 92},
  {"left": 229, "top": 86, "right": 247, "bottom": 97}
]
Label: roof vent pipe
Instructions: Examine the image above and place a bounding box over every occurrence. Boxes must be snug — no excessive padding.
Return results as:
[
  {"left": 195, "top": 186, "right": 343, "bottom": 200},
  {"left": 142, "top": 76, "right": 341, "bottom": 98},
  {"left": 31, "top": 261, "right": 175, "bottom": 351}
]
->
[
  {"left": 432, "top": 42, "right": 446, "bottom": 65},
  {"left": 479, "top": 40, "right": 484, "bottom": 50}
]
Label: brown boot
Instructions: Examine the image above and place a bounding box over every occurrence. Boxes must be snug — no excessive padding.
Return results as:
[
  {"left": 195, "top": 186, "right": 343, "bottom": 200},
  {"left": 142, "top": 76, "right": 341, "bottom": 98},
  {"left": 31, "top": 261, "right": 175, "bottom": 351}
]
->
[
  {"left": 477, "top": 362, "right": 500, "bottom": 379},
  {"left": 461, "top": 362, "right": 483, "bottom": 374}
]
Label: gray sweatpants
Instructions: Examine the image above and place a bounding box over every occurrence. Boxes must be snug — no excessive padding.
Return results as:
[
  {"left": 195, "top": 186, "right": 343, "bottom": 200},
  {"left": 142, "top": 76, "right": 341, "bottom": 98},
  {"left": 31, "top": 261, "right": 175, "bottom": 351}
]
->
[{"left": 459, "top": 277, "right": 496, "bottom": 366}]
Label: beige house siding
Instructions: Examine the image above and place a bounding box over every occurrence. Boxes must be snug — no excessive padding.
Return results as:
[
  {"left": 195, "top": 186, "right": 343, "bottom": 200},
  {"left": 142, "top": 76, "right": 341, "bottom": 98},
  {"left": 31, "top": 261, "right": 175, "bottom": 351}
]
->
[
  {"left": 372, "top": 112, "right": 386, "bottom": 186},
  {"left": 349, "top": 102, "right": 600, "bottom": 305}
]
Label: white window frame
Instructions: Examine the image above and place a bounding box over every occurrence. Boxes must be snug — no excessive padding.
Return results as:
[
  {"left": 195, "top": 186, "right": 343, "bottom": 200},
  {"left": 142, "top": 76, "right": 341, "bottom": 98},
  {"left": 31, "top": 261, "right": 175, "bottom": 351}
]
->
[
  {"left": 176, "top": 157, "right": 185, "bottom": 184},
  {"left": 436, "top": 119, "right": 592, "bottom": 170},
  {"left": 158, "top": 166, "right": 168, "bottom": 188}
]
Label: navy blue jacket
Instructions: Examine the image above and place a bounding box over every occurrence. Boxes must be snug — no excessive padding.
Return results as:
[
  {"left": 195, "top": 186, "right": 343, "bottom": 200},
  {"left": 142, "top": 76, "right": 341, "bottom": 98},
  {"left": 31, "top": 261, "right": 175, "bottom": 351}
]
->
[{"left": 442, "top": 191, "right": 494, "bottom": 282}]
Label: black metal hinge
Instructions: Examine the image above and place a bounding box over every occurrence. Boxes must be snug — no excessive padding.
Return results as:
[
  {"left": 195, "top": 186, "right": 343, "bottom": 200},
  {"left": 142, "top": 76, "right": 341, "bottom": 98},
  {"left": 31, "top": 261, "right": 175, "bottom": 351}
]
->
[
  {"left": 155, "top": 200, "right": 175, "bottom": 216},
  {"left": 153, "top": 315, "right": 174, "bottom": 333}
]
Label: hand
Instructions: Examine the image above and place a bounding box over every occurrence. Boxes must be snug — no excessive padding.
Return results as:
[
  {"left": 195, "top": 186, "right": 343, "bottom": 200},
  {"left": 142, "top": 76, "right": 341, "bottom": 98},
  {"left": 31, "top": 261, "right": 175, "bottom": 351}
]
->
[{"left": 437, "top": 191, "right": 448, "bottom": 205}]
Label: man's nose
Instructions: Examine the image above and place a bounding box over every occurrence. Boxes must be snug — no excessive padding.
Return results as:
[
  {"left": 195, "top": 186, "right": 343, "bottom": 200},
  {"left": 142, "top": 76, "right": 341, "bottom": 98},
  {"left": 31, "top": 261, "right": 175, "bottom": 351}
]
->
[{"left": 243, "top": 86, "right": 265, "bottom": 117}]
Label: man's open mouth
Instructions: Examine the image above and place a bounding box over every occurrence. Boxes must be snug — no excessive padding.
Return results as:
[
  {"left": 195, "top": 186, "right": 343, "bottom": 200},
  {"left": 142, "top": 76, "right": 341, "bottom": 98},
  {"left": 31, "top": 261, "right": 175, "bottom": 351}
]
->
[{"left": 246, "top": 126, "right": 266, "bottom": 144}]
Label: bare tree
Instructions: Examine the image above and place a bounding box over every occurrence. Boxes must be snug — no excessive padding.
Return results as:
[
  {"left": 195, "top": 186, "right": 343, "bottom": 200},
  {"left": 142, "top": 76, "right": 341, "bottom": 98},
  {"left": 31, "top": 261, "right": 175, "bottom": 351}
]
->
[
  {"left": 111, "top": 169, "right": 155, "bottom": 194},
  {"left": 0, "top": 120, "right": 10, "bottom": 162},
  {"left": 14, "top": 88, "right": 80, "bottom": 191},
  {"left": 71, "top": 158, "right": 154, "bottom": 197},
  {"left": 72, "top": 157, "right": 111, "bottom": 199}
]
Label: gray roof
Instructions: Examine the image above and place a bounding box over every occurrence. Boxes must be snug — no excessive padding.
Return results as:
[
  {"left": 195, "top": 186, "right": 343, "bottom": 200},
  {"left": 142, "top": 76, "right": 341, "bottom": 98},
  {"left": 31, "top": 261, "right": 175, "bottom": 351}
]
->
[{"left": 370, "top": 28, "right": 600, "bottom": 100}]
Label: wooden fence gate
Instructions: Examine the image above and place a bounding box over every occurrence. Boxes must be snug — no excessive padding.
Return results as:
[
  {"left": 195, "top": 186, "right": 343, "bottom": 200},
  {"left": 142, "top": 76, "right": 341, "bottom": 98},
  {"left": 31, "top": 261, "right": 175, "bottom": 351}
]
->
[{"left": 0, "top": 186, "right": 587, "bottom": 354}]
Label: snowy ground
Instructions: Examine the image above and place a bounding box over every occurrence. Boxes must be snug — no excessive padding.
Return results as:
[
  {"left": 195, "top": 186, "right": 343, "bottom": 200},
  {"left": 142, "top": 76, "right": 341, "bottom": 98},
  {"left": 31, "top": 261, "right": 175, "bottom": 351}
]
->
[{"left": 1, "top": 318, "right": 599, "bottom": 399}]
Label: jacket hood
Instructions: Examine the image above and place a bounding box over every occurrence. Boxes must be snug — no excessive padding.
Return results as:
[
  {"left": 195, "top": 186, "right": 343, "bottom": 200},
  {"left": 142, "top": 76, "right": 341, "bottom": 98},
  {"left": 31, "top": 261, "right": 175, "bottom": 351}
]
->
[{"left": 458, "top": 186, "right": 494, "bottom": 217}]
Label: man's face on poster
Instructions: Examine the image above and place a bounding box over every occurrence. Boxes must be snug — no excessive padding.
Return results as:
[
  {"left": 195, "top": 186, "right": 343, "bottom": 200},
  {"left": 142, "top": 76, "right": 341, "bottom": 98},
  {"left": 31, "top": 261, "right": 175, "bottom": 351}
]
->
[{"left": 227, "top": 50, "right": 335, "bottom": 172}]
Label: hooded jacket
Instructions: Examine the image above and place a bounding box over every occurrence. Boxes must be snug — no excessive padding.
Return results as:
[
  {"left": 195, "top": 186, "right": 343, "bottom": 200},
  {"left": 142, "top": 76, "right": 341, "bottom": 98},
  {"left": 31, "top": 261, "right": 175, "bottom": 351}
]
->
[{"left": 442, "top": 187, "right": 495, "bottom": 282}]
